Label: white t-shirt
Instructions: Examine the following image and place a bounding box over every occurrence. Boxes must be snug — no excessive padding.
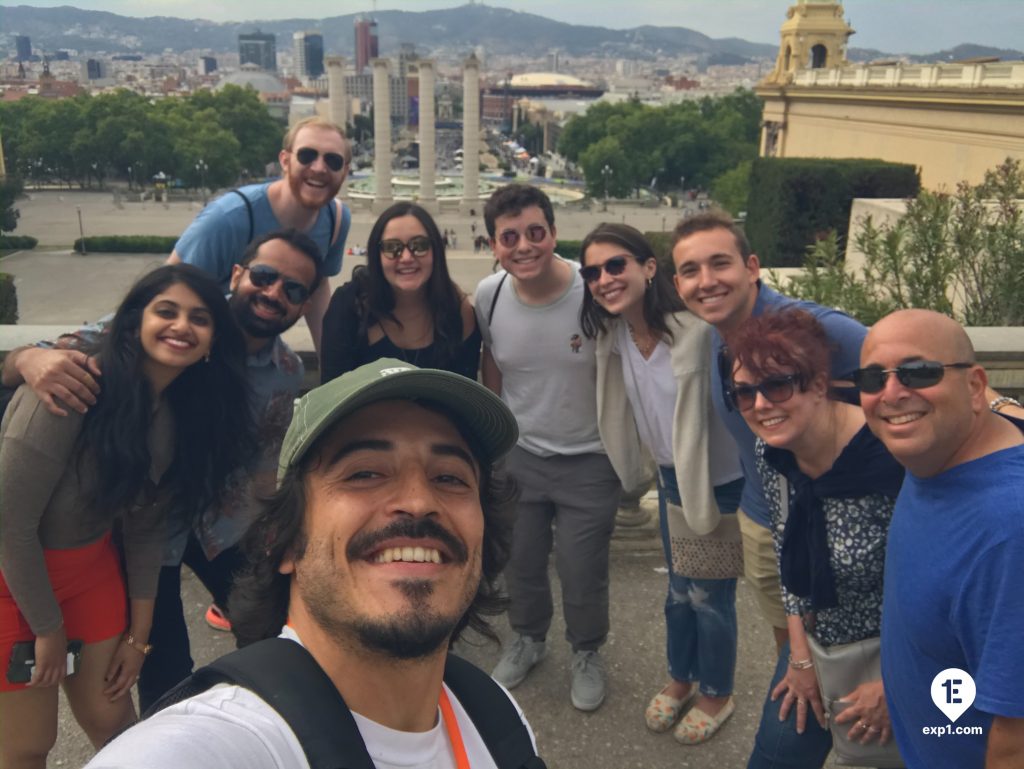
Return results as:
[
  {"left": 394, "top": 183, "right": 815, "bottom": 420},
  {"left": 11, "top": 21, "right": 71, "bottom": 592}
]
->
[
  {"left": 86, "top": 630, "right": 534, "bottom": 769},
  {"left": 617, "top": 324, "right": 743, "bottom": 487},
  {"left": 475, "top": 260, "right": 604, "bottom": 457}
]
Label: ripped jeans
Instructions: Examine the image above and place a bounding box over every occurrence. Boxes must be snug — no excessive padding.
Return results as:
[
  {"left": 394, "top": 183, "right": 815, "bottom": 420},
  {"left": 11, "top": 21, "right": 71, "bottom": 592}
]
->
[{"left": 657, "top": 466, "right": 740, "bottom": 697}]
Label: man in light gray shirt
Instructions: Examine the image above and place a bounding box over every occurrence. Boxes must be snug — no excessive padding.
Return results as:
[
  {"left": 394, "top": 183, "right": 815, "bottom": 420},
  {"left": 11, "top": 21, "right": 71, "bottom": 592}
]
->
[{"left": 476, "top": 184, "right": 622, "bottom": 711}]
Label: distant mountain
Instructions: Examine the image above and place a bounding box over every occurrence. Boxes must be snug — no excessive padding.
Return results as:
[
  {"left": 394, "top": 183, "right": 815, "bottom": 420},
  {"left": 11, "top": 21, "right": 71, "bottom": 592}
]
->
[
  {"left": 908, "top": 43, "right": 1024, "bottom": 62},
  {"left": 0, "top": 3, "right": 778, "bottom": 60}
]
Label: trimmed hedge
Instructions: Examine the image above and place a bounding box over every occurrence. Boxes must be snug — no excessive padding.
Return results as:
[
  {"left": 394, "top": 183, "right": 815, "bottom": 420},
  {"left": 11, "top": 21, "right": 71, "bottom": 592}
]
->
[
  {"left": 557, "top": 240, "right": 582, "bottom": 262},
  {"left": 745, "top": 158, "right": 920, "bottom": 267},
  {"left": 74, "top": 235, "right": 177, "bottom": 254},
  {"left": 0, "top": 273, "right": 18, "bottom": 324},
  {"left": 0, "top": 235, "right": 38, "bottom": 251}
]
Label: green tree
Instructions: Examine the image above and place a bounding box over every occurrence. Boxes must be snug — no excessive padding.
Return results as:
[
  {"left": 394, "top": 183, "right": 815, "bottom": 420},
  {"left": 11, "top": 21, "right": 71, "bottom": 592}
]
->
[
  {"left": 711, "top": 160, "right": 752, "bottom": 216},
  {"left": 0, "top": 175, "right": 23, "bottom": 234}
]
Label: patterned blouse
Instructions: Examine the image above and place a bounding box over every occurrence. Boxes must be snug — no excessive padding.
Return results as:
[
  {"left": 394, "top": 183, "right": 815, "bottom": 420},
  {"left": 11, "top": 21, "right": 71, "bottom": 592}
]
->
[{"left": 755, "top": 436, "right": 897, "bottom": 647}]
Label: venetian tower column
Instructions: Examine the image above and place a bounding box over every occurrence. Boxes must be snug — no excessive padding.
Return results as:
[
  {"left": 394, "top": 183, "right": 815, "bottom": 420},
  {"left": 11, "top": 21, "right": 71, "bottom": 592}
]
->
[
  {"left": 372, "top": 57, "right": 393, "bottom": 212},
  {"left": 326, "top": 56, "right": 348, "bottom": 130},
  {"left": 461, "top": 53, "right": 480, "bottom": 213},
  {"left": 417, "top": 61, "right": 437, "bottom": 213}
]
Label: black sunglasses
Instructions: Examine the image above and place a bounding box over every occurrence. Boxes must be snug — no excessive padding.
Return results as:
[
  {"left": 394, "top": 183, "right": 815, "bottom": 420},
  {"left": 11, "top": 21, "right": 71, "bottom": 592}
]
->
[
  {"left": 579, "top": 256, "right": 629, "bottom": 284},
  {"left": 379, "top": 236, "right": 432, "bottom": 260},
  {"left": 852, "top": 360, "right": 973, "bottom": 394},
  {"left": 294, "top": 147, "right": 345, "bottom": 173},
  {"left": 730, "top": 374, "right": 803, "bottom": 412},
  {"left": 496, "top": 223, "right": 548, "bottom": 249},
  {"left": 243, "top": 264, "right": 311, "bottom": 305}
]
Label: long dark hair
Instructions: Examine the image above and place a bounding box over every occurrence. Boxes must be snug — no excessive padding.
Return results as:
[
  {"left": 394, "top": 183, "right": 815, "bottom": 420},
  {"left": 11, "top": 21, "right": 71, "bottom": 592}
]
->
[
  {"left": 579, "top": 223, "right": 686, "bottom": 340},
  {"left": 355, "top": 202, "right": 464, "bottom": 367},
  {"left": 78, "top": 264, "right": 254, "bottom": 520},
  {"left": 230, "top": 400, "right": 518, "bottom": 649}
]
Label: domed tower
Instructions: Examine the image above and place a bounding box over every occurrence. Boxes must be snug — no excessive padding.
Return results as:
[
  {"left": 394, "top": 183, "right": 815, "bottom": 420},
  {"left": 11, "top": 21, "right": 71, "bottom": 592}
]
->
[{"left": 764, "top": 0, "right": 855, "bottom": 85}]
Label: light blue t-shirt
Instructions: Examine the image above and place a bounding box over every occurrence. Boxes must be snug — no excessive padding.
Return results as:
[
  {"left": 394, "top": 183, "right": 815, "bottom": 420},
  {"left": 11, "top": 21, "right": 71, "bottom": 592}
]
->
[
  {"left": 710, "top": 283, "right": 867, "bottom": 527},
  {"left": 173, "top": 183, "right": 349, "bottom": 286},
  {"left": 881, "top": 432, "right": 1024, "bottom": 768}
]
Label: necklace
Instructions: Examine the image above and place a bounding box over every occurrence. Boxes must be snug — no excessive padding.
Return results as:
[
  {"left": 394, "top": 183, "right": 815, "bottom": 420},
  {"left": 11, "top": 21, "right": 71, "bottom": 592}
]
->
[{"left": 627, "top": 322, "right": 658, "bottom": 358}]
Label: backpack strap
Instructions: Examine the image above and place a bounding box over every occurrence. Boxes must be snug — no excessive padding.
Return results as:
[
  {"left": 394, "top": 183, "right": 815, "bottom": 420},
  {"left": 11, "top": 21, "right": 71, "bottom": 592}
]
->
[
  {"left": 443, "top": 654, "right": 546, "bottom": 769},
  {"left": 328, "top": 199, "right": 340, "bottom": 246},
  {"left": 231, "top": 189, "right": 255, "bottom": 244},
  {"left": 147, "top": 638, "right": 374, "bottom": 769},
  {"left": 487, "top": 272, "right": 509, "bottom": 327}
]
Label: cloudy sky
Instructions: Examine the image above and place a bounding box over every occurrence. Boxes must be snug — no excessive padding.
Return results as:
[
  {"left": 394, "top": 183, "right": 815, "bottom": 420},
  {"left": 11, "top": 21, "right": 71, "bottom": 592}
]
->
[{"left": 12, "top": 1, "right": 1022, "bottom": 54}]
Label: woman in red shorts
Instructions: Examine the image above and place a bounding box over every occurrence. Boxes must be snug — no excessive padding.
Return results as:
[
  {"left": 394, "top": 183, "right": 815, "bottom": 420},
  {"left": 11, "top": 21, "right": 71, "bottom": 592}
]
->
[{"left": 0, "top": 264, "right": 252, "bottom": 769}]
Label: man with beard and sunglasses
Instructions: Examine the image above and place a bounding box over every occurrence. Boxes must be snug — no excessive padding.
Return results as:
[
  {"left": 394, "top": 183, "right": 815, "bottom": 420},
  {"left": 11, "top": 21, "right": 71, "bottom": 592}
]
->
[
  {"left": 858, "top": 309, "right": 1024, "bottom": 769},
  {"left": 168, "top": 116, "right": 351, "bottom": 355},
  {"left": 474, "top": 184, "right": 622, "bottom": 712},
  {"left": 0, "top": 229, "right": 325, "bottom": 709},
  {"left": 85, "top": 359, "right": 539, "bottom": 769}
]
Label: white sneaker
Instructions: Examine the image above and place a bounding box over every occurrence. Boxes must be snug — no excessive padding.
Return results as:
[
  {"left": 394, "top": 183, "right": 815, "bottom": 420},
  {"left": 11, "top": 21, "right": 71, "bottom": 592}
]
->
[{"left": 492, "top": 635, "right": 546, "bottom": 688}]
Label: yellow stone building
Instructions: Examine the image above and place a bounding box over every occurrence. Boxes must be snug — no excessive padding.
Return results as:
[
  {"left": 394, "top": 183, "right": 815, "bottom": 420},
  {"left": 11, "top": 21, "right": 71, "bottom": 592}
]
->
[{"left": 756, "top": 0, "right": 1024, "bottom": 189}]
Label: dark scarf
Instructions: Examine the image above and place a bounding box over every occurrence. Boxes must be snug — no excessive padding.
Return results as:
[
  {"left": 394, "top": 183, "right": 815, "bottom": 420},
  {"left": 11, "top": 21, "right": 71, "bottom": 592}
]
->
[{"left": 764, "top": 424, "right": 905, "bottom": 610}]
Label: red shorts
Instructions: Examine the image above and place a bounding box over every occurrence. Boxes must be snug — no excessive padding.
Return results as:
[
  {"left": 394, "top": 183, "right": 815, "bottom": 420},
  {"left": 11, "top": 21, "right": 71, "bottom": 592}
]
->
[{"left": 0, "top": 533, "right": 128, "bottom": 692}]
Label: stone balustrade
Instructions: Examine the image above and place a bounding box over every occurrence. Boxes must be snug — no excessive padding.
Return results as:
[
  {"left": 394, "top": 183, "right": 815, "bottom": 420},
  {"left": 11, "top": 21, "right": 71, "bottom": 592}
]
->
[{"left": 792, "top": 60, "right": 1024, "bottom": 90}]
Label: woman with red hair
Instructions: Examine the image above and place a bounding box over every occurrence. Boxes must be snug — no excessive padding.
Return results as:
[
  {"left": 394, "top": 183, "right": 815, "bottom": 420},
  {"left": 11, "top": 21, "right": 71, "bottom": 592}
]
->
[{"left": 729, "top": 308, "right": 904, "bottom": 768}]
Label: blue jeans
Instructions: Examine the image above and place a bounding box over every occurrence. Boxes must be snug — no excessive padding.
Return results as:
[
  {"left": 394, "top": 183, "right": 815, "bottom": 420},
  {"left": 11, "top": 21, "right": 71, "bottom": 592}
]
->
[
  {"left": 657, "top": 467, "right": 740, "bottom": 697},
  {"left": 746, "top": 642, "right": 834, "bottom": 769}
]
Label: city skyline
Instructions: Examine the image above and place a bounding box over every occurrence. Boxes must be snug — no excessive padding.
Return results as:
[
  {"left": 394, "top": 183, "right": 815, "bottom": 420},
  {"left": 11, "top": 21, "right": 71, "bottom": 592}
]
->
[{"left": 7, "top": 1, "right": 1023, "bottom": 55}]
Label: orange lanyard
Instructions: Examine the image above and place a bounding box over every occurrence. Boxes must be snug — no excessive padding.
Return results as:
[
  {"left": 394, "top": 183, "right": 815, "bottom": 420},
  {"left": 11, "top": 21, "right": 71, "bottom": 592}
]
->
[{"left": 439, "top": 688, "right": 470, "bottom": 769}]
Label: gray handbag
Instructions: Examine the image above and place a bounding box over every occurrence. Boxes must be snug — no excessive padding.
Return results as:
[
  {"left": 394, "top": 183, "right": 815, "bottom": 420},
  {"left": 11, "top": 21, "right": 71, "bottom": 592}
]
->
[
  {"left": 779, "top": 475, "right": 904, "bottom": 768},
  {"left": 805, "top": 634, "right": 904, "bottom": 768}
]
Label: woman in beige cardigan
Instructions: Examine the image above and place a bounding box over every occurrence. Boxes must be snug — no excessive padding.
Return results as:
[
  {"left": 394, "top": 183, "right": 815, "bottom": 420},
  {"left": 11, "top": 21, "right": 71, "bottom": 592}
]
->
[{"left": 580, "top": 223, "right": 744, "bottom": 745}]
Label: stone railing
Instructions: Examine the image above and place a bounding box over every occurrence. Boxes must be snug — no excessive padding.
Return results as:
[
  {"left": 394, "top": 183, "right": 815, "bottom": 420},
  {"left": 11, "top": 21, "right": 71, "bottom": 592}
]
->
[{"left": 792, "top": 60, "right": 1024, "bottom": 90}]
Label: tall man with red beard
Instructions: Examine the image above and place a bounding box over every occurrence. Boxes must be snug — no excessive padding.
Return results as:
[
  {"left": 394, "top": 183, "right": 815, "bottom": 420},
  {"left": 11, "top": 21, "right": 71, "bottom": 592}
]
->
[{"left": 169, "top": 116, "right": 351, "bottom": 355}]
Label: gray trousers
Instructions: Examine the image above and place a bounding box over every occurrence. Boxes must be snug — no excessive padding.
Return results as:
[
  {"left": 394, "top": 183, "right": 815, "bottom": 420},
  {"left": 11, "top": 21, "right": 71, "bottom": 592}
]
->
[{"left": 503, "top": 446, "right": 622, "bottom": 651}]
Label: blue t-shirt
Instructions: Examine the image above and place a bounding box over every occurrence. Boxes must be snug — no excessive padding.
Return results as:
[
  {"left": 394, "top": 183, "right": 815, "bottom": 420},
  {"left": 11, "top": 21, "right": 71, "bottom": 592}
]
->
[
  {"left": 173, "top": 183, "right": 350, "bottom": 288},
  {"left": 881, "top": 438, "right": 1024, "bottom": 769},
  {"left": 710, "top": 284, "right": 866, "bottom": 526}
]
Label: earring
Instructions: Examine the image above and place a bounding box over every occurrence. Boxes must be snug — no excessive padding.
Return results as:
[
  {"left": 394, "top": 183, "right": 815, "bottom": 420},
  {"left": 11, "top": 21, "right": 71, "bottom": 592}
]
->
[
  {"left": 204, "top": 351, "right": 211, "bottom": 364},
  {"left": 646, "top": 277, "right": 653, "bottom": 289}
]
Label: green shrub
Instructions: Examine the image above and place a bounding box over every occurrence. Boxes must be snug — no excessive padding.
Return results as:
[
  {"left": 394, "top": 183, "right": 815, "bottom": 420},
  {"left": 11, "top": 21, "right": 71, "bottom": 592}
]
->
[
  {"left": 0, "top": 273, "right": 18, "bottom": 324},
  {"left": 745, "top": 158, "right": 920, "bottom": 267},
  {"left": 0, "top": 235, "right": 38, "bottom": 251},
  {"left": 557, "top": 240, "right": 582, "bottom": 262},
  {"left": 73, "top": 235, "right": 177, "bottom": 254},
  {"left": 781, "top": 158, "right": 1024, "bottom": 326}
]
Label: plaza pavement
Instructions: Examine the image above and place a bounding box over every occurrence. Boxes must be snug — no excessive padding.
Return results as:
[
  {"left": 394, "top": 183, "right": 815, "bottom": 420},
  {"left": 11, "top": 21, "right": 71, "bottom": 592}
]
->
[{"left": 5, "top": 191, "right": 854, "bottom": 768}]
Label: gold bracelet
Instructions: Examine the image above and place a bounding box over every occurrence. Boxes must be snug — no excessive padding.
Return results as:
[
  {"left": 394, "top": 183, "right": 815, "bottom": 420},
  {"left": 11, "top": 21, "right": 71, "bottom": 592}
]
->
[
  {"left": 124, "top": 632, "right": 153, "bottom": 656},
  {"left": 788, "top": 655, "right": 814, "bottom": 670}
]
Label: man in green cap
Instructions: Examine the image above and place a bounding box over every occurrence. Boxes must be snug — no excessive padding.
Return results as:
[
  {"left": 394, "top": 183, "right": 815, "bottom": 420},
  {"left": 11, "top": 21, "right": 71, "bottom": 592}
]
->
[{"left": 86, "top": 359, "right": 539, "bottom": 769}]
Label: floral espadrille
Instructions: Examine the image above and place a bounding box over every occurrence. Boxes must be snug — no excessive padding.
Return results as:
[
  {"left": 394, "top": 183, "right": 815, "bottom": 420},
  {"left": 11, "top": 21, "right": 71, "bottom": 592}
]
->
[
  {"left": 644, "top": 685, "right": 698, "bottom": 732},
  {"left": 673, "top": 697, "right": 735, "bottom": 744}
]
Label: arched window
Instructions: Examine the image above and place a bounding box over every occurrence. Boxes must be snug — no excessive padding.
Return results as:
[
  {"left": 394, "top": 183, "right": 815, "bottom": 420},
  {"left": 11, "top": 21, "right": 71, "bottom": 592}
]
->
[{"left": 811, "top": 44, "right": 827, "bottom": 68}]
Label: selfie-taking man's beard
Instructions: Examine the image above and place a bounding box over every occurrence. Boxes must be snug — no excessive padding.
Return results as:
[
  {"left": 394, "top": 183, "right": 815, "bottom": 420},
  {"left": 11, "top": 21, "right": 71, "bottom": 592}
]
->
[{"left": 296, "top": 519, "right": 480, "bottom": 660}]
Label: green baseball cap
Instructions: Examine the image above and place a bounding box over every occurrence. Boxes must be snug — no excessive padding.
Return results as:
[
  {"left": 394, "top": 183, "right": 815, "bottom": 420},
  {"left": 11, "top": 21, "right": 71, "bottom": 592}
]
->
[{"left": 277, "top": 358, "right": 519, "bottom": 484}]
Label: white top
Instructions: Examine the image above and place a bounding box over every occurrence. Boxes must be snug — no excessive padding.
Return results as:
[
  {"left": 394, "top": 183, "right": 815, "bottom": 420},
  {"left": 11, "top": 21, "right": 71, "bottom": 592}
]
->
[
  {"left": 618, "top": 325, "right": 676, "bottom": 467},
  {"left": 85, "top": 629, "right": 535, "bottom": 769},
  {"left": 618, "top": 324, "right": 742, "bottom": 485},
  {"left": 475, "top": 261, "right": 604, "bottom": 457}
]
